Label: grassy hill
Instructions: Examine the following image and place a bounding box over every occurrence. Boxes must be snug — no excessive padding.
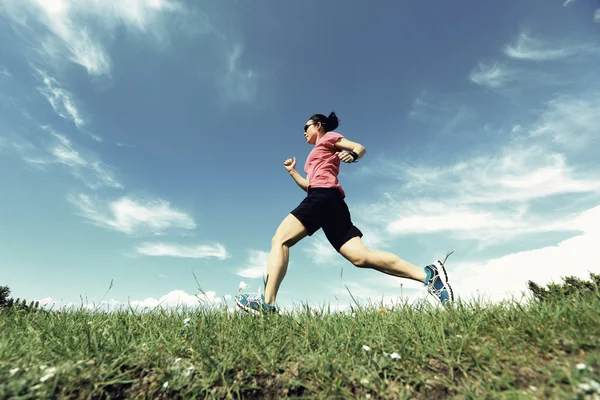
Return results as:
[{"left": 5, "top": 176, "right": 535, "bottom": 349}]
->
[{"left": 1, "top": 282, "right": 599, "bottom": 399}]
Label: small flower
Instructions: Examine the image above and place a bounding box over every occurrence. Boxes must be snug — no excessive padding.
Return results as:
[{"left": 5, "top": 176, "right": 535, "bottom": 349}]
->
[
  {"left": 390, "top": 352, "right": 401, "bottom": 360},
  {"left": 456, "top": 334, "right": 463, "bottom": 338},
  {"left": 239, "top": 281, "right": 248, "bottom": 291},
  {"left": 163, "top": 381, "right": 169, "bottom": 388},
  {"left": 579, "top": 383, "right": 592, "bottom": 392},
  {"left": 362, "top": 345, "right": 371, "bottom": 352},
  {"left": 174, "top": 358, "right": 182, "bottom": 364},
  {"left": 383, "top": 351, "right": 389, "bottom": 357},
  {"left": 529, "top": 385, "right": 538, "bottom": 392},
  {"left": 40, "top": 367, "right": 56, "bottom": 382},
  {"left": 577, "top": 363, "right": 587, "bottom": 371},
  {"left": 9, "top": 368, "right": 19, "bottom": 376},
  {"left": 360, "top": 378, "right": 369, "bottom": 385},
  {"left": 186, "top": 366, "right": 194, "bottom": 376},
  {"left": 351, "top": 312, "right": 356, "bottom": 318},
  {"left": 183, "top": 318, "right": 191, "bottom": 326}
]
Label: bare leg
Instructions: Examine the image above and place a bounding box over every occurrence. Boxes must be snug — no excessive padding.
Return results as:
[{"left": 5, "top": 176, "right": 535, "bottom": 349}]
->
[
  {"left": 264, "top": 214, "right": 308, "bottom": 305},
  {"left": 339, "top": 237, "right": 427, "bottom": 283}
]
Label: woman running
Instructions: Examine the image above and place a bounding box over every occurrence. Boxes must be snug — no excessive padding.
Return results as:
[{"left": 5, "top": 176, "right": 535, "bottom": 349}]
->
[{"left": 235, "top": 112, "right": 453, "bottom": 313}]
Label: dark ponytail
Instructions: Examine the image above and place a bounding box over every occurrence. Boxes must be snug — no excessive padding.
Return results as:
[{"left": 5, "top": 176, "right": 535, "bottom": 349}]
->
[{"left": 309, "top": 111, "right": 340, "bottom": 132}]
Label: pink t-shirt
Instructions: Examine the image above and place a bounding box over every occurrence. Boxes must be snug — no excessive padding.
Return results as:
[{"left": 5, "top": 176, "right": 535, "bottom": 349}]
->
[{"left": 304, "top": 131, "right": 346, "bottom": 197}]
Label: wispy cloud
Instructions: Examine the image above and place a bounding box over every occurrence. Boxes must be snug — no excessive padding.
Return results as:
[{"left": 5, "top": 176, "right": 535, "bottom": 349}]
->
[
  {"left": 303, "top": 233, "right": 339, "bottom": 265},
  {"left": 504, "top": 32, "right": 596, "bottom": 61},
  {"left": 67, "top": 193, "right": 196, "bottom": 235},
  {"left": 356, "top": 93, "right": 600, "bottom": 247},
  {"left": 594, "top": 9, "right": 600, "bottom": 23},
  {"left": 48, "top": 130, "right": 121, "bottom": 189},
  {"left": 136, "top": 242, "right": 229, "bottom": 260},
  {"left": 236, "top": 250, "right": 268, "bottom": 279},
  {"left": 367, "top": 146, "right": 599, "bottom": 244},
  {"left": 0, "top": 66, "right": 11, "bottom": 77},
  {"left": 35, "top": 68, "right": 85, "bottom": 128},
  {"left": 469, "top": 62, "right": 516, "bottom": 88},
  {"left": 563, "top": 0, "right": 576, "bottom": 6},
  {"left": 12, "top": 128, "right": 121, "bottom": 189},
  {"left": 2, "top": 0, "right": 183, "bottom": 76},
  {"left": 220, "top": 44, "right": 258, "bottom": 103},
  {"left": 529, "top": 95, "right": 600, "bottom": 150}
]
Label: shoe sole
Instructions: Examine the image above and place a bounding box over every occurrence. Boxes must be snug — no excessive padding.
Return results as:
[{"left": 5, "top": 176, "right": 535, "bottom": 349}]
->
[
  {"left": 435, "top": 260, "right": 454, "bottom": 302},
  {"left": 234, "top": 297, "right": 260, "bottom": 315}
]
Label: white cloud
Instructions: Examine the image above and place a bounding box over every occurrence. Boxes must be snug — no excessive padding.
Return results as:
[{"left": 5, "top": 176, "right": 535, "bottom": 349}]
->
[
  {"left": 136, "top": 242, "right": 229, "bottom": 260},
  {"left": 10, "top": 128, "right": 121, "bottom": 188},
  {"left": 35, "top": 68, "right": 85, "bottom": 127},
  {"left": 67, "top": 193, "right": 196, "bottom": 235},
  {"left": 38, "top": 289, "right": 224, "bottom": 311},
  {"left": 370, "top": 146, "right": 600, "bottom": 244},
  {"left": 220, "top": 44, "right": 258, "bottom": 103},
  {"left": 303, "top": 233, "right": 339, "bottom": 265},
  {"left": 237, "top": 250, "right": 268, "bottom": 278},
  {"left": 594, "top": 9, "right": 600, "bottom": 24},
  {"left": 452, "top": 205, "right": 600, "bottom": 302},
  {"left": 129, "top": 289, "right": 221, "bottom": 309},
  {"left": 469, "top": 62, "right": 515, "bottom": 88},
  {"left": 563, "top": 0, "right": 576, "bottom": 6},
  {"left": 47, "top": 130, "right": 122, "bottom": 189},
  {"left": 0, "top": 66, "right": 11, "bottom": 77},
  {"left": 355, "top": 93, "right": 600, "bottom": 247},
  {"left": 504, "top": 32, "right": 596, "bottom": 61},
  {"left": 530, "top": 95, "right": 600, "bottom": 150},
  {"left": 2, "top": 0, "right": 183, "bottom": 76}
]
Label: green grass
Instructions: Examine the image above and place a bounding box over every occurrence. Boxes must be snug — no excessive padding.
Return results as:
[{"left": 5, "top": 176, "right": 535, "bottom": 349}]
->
[{"left": 1, "top": 295, "right": 599, "bottom": 399}]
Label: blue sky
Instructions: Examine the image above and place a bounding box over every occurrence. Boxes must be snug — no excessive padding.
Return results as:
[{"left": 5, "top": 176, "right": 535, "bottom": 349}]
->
[{"left": 1, "top": 0, "right": 600, "bottom": 311}]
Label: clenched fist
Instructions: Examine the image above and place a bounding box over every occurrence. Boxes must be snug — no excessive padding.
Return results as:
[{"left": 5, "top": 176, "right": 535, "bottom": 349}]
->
[{"left": 284, "top": 157, "right": 296, "bottom": 171}]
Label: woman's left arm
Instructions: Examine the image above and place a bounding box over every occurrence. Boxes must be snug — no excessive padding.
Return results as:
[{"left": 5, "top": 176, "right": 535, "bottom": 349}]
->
[{"left": 334, "top": 138, "right": 366, "bottom": 163}]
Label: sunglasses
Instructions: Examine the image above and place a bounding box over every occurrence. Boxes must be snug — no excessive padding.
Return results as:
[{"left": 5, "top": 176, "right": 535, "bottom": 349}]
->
[{"left": 304, "top": 122, "right": 318, "bottom": 132}]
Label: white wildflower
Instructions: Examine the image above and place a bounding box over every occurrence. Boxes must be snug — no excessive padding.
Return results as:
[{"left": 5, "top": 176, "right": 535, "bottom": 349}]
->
[
  {"left": 163, "top": 381, "right": 169, "bottom": 388},
  {"left": 579, "top": 383, "right": 592, "bottom": 392},
  {"left": 577, "top": 363, "right": 587, "bottom": 371},
  {"left": 362, "top": 345, "right": 371, "bottom": 352},
  {"left": 239, "top": 281, "right": 248, "bottom": 291},
  {"left": 351, "top": 312, "right": 356, "bottom": 318},
  {"left": 183, "top": 318, "right": 191, "bottom": 326},
  {"left": 529, "top": 385, "right": 538, "bottom": 391},
  {"left": 40, "top": 367, "right": 56, "bottom": 382},
  {"left": 390, "top": 352, "right": 401, "bottom": 360},
  {"left": 174, "top": 358, "right": 182, "bottom": 364},
  {"left": 456, "top": 334, "right": 463, "bottom": 338},
  {"left": 186, "top": 366, "right": 194, "bottom": 376},
  {"left": 360, "top": 378, "right": 369, "bottom": 385},
  {"left": 9, "top": 368, "right": 19, "bottom": 376}
]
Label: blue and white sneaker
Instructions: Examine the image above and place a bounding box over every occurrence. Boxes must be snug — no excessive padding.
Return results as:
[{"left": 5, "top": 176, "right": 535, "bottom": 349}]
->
[
  {"left": 424, "top": 252, "right": 454, "bottom": 306},
  {"left": 235, "top": 291, "right": 277, "bottom": 315}
]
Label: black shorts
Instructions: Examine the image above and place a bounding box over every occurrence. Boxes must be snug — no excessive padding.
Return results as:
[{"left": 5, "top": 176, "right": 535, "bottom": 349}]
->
[{"left": 290, "top": 188, "right": 363, "bottom": 252}]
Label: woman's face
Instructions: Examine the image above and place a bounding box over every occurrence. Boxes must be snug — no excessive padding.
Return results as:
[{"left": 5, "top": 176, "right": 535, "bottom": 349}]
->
[{"left": 303, "top": 120, "right": 320, "bottom": 145}]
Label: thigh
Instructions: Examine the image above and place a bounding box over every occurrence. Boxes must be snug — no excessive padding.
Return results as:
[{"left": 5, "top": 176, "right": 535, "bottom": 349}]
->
[
  {"left": 321, "top": 197, "right": 363, "bottom": 252},
  {"left": 273, "top": 213, "right": 309, "bottom": 247},
  {"left": 290, "top": 194, "right": 324, "bottom": 236},
  {"left": 338, "top": 236, "right": 369, "bottom": 264}
]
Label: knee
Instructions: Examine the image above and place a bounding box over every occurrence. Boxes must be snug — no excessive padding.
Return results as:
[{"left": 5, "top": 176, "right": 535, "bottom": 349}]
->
[{"left": 271, "top": 234, "right": 291, "bottom": 248}]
